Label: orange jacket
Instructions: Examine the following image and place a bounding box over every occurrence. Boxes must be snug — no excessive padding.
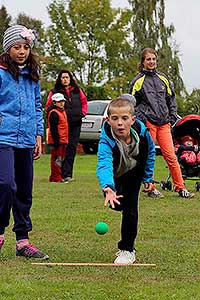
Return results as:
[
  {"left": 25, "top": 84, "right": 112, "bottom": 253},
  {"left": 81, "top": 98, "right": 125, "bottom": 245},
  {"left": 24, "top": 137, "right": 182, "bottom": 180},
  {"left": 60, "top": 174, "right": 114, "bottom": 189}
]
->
[{"left": 48, "top": 108, "right": 68, "bottom": 145}]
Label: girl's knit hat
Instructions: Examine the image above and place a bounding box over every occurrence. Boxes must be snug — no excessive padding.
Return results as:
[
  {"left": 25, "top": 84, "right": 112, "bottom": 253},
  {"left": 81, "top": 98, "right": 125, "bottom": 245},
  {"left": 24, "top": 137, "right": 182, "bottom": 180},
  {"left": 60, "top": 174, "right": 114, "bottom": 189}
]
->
[{"left": 3, "top": 24, "right": 35, "bottom": 52}]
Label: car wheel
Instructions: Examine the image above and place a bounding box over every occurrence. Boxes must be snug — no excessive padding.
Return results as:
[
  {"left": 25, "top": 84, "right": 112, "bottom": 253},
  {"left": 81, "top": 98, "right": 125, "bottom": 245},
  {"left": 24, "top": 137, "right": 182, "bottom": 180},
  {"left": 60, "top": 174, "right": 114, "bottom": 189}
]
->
[{"left": 82, "top": 143, "right": 98, "bottom": 154}]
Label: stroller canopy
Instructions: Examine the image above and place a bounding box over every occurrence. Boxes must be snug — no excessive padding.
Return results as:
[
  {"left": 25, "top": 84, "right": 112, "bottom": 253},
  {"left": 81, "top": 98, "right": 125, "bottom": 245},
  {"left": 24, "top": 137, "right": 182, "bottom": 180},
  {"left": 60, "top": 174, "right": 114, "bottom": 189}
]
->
[{"left": 172, "top": 114, "right": 200, "bottom": 141}]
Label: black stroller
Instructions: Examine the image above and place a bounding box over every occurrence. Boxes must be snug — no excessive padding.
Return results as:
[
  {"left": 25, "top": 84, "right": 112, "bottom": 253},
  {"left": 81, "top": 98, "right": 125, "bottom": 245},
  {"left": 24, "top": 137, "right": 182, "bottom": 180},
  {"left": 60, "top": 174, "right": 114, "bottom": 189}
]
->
[{"left": 160, "top": 114, "right": 200, "bottom": 192}]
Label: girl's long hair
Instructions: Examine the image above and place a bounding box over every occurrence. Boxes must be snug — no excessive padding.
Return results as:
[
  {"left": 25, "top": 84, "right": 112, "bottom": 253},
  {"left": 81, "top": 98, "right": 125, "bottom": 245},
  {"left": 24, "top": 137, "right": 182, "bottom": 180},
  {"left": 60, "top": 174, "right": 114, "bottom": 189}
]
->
[
  {"left": 138, "top": 48, "right": 157, "bottom": 72},
  {"left": 0, "top": 51, "right": 40, "bottom": 82},
  {"left": 54, "top": 69, "right": 79, "bottom": 92}
]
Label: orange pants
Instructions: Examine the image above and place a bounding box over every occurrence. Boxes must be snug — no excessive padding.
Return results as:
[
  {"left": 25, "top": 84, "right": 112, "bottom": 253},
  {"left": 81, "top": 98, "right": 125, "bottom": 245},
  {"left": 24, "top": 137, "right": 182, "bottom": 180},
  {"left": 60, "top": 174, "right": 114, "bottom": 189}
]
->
[{"left": 146, "top": 121, "right": 185, "bottom": 191}]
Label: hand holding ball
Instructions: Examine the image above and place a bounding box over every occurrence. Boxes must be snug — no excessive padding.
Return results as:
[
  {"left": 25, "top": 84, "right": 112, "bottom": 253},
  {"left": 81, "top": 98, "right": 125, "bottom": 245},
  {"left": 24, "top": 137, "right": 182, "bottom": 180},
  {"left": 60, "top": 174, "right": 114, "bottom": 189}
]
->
[{"left": 95, "top": 222, "right": 109, "bottom": 235}]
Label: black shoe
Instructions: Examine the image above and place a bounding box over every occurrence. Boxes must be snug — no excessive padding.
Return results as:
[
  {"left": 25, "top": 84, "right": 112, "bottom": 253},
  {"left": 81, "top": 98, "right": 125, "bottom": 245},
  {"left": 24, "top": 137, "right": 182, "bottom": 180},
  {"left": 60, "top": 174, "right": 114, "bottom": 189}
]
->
[{"left": 178, "top": 189, "right": 195, "bottom": 198}]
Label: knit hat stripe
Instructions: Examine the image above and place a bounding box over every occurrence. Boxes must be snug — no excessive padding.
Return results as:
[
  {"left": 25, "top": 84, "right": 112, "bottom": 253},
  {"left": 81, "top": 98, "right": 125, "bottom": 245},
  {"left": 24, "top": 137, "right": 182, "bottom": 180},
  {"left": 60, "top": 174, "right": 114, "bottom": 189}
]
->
[{"left": 3, "top": 25, "right": 35, "bottom": 52}]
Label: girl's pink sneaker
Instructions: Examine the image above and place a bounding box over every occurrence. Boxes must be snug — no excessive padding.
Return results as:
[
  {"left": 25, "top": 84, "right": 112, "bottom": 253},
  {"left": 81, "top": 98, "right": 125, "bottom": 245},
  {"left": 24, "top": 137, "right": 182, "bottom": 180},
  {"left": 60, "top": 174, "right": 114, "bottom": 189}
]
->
[{"left": 0, "top": 237, "right": 4, "bottom": 251}]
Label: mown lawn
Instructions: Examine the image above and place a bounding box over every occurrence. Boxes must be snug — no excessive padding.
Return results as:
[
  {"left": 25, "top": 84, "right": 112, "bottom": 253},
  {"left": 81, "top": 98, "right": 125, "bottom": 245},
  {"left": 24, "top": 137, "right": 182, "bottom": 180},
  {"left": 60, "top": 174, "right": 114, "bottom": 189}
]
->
[{"left": 0, "top": 153, "right": 200, "bottom": 300}]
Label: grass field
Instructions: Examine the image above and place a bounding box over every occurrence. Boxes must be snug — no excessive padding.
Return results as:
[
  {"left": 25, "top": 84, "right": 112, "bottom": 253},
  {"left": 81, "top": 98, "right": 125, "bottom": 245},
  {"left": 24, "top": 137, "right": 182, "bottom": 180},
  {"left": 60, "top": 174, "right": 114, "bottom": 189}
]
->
[{"left": 0, "top": 153, "right": 200, "bottom": 300}]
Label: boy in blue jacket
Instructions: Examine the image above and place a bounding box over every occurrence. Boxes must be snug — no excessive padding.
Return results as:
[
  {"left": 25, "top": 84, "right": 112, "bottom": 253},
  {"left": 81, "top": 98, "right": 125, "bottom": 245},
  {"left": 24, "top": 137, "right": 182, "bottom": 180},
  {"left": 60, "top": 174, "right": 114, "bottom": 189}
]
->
[{"left": 96, "top": 97, "right": 155, "bottom": 264}]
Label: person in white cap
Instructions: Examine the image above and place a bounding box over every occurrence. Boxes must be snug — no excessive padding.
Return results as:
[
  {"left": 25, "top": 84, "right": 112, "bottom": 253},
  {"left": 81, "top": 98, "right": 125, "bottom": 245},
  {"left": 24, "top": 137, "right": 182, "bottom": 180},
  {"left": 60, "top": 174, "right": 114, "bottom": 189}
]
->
[
  {"left": 0, "top": 25, "right": 49, "bottom": 259},
  {"left": 47, "top": 93, "right": 69, "bottom": 182}
]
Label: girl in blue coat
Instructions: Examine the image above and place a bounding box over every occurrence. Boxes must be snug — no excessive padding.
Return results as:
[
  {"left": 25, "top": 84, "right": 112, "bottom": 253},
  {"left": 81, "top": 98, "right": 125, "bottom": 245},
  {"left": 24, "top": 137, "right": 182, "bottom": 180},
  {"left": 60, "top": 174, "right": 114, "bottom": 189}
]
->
[
  {"left": 96, "top": 97, "right": 155, "bottom": 264},
  {"left": 0, "top": 25, "right": 48, "bottom": 259}
]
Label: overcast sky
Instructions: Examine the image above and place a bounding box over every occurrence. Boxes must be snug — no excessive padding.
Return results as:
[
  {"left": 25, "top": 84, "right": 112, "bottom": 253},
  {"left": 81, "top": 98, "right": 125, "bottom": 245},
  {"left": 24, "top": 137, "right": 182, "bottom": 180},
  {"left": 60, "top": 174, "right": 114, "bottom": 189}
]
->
[{"left": 1, "top": 0, "right": 199, "bottom": 93}]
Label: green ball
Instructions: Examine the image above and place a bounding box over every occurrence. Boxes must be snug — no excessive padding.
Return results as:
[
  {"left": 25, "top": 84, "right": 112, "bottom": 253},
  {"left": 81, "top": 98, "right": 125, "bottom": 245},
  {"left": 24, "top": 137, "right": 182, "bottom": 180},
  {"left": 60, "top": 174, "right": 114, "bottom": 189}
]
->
[{"left": 95, "top": 222, "right": 109, "bottom": 235}]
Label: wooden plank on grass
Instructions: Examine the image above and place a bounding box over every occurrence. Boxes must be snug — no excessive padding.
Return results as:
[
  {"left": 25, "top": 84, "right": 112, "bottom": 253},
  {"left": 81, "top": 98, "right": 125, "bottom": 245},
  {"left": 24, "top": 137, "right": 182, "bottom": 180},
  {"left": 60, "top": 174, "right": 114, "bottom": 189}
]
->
[{"left": 32, "top": 262, "right": 156, "bottom": 267}]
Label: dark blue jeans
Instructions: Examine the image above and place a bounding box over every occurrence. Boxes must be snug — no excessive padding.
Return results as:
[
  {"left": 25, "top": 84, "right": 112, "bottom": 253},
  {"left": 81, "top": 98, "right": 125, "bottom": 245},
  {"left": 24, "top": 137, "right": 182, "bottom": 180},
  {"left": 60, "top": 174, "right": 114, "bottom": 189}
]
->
[
  {"left": 114, "top": 167, "right": 143, "bottom": 252},
  {"left": 62, "top": 122, "right": 81, "bottom": 178},
  {"left": 0, "top": 145, "right": 33, "bottom": 240}
]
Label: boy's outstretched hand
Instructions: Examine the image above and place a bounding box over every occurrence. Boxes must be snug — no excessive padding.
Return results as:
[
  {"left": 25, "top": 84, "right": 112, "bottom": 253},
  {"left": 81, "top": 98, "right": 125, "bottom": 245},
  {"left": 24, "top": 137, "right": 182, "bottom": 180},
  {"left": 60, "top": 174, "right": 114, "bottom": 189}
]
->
[
  {"left": 143, "top": 182, "right": 154, "bottom": 193},
  {"left": 102, "top": 187, "right": 123, "bottom": 209}
]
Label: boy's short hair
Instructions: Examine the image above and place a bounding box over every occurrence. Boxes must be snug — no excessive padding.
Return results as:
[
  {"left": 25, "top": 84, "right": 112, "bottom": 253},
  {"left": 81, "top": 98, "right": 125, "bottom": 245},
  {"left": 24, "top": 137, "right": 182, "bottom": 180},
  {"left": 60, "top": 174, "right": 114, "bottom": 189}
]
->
[{"left": 107, "top": 98, "right": 135, "bottom": 117}]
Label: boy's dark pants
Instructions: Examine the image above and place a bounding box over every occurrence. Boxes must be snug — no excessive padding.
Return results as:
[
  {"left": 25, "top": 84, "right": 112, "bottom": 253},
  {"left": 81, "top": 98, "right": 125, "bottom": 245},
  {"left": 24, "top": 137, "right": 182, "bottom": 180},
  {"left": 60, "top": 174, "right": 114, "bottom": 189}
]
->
[
  {"left": 0, "top": 145, "right": 33, "bottom": 240},
  {"left": 114, "top": 168, "right": 143, "bottom": 252}
]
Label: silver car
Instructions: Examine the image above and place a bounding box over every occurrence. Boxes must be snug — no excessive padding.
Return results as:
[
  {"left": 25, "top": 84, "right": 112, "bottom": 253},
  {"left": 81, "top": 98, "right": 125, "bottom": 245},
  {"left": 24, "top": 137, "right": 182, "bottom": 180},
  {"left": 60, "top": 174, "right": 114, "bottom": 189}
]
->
[
  {"left": 79, "top": 100, "right": 111, "bottom": 154},
  {"left": 79, "top": 99, "right": 162, "bottom": 155}
]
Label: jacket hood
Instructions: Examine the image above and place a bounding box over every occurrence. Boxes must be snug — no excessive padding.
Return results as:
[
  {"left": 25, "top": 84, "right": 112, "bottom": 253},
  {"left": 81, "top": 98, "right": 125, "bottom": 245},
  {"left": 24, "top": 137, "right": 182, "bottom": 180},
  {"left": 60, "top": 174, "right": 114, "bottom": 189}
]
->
[{"left": 0, "top": 64, "right": 7, "bottom": 70}]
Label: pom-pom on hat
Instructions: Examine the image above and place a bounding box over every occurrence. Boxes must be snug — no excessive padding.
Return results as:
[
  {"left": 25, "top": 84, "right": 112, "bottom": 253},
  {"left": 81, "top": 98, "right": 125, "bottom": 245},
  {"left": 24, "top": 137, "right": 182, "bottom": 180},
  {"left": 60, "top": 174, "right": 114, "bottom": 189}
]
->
[
  {"left": 52, "top": 93, "right": 66, "bottom": 102},
  {"left": 3, "top": 24, "right": 35, "bottom": 52}
]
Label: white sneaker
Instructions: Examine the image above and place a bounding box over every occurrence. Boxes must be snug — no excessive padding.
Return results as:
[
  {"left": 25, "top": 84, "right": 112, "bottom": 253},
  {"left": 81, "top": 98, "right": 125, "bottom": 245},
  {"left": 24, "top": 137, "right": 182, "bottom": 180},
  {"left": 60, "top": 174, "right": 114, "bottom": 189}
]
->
[
  {"left": 148, "top": 189, "right": 164, "bottom": 198},
  {"left": 114, "top": 250, "right": 136, "bottom": 264},
  {"left": 63, "top": 177, "right": 75, "bottom": 182}
]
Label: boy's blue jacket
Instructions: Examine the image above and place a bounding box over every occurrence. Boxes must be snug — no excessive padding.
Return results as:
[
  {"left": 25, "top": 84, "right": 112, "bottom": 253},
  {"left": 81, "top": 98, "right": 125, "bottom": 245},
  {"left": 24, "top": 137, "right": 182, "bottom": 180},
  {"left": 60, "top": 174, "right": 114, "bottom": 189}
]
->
[
  {"left": 0, "top": 65, "right": 44, "bottom": 148},
  {"left": 96, "top": 119, "right": 155, "bottom": 191}
]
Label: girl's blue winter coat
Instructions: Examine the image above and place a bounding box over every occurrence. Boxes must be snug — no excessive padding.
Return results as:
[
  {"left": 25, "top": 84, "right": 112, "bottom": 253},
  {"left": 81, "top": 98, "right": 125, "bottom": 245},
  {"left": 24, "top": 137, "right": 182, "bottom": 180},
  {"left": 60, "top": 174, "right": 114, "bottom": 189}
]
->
[{"left": 0, "top": 66, "right": 43, "bottom": 148}]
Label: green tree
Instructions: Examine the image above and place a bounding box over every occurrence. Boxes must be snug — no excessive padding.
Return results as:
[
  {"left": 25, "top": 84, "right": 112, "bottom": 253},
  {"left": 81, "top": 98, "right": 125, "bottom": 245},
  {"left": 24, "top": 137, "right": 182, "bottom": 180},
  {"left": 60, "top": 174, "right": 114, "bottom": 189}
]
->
[
  {"left": 0, "top": 5, "right": 11, "bottom": 53},
  {"left": 84, "top": 85, "right": 108, "bottom": 100},
  {"left": 44, "top": 0, "right": 185, "bottom": 99},
  {"left": 183, "top": 89, "right": 200, "bottom": 115},
  {"left": 45, "top": 0, "right": 131, "bottom": 91},
  {"left": 176, "top": 94, "right": 185, "bottom": 116}
]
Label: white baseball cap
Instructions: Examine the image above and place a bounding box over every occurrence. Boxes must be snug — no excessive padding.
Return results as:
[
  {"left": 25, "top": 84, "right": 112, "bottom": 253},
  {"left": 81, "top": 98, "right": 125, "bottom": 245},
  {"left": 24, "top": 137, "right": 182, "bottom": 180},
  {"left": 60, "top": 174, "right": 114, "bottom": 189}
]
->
[{"left": 52, "top": 93, "right": 66, "bottom": 102}]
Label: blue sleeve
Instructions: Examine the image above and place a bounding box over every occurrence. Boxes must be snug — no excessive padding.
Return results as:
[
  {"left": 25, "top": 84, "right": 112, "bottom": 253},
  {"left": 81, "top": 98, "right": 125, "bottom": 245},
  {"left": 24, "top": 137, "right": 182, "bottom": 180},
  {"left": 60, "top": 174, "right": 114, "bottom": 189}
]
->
[
  {"left": 142, "top": 128, "right": 156, "bottom": 183},
  {"left": 35, "top": 81, "right": 44, "bottom": 136},
  {"left": 96, "top": 135, "right": 116, "bottom": 191}
]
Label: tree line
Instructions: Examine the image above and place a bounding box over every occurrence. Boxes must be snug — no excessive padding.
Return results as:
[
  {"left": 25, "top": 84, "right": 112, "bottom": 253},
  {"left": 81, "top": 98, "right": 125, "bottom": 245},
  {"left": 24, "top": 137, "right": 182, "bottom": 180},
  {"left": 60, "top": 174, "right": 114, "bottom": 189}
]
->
[{"left": 0, "top": 0, "right": 199, "bottom": 116}]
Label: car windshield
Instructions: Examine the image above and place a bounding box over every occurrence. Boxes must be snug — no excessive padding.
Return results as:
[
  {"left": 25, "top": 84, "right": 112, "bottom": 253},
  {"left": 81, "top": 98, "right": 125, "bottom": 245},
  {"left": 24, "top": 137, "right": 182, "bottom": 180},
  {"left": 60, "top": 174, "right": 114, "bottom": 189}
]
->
[{"left": 88, "top": 102, "right": 108, "bottom": 115}]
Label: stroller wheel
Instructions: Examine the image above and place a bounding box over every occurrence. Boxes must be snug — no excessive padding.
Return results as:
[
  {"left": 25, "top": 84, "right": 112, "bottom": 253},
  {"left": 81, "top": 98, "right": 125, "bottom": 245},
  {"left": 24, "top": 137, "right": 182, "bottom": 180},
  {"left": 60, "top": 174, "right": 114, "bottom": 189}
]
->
[
  {"left": 166, "top": 181, "right": 172, "bottom": 191},
  {"left": 195, "top": 181, "right": 200, "bottom": 191},
  {"left": 160, "top": 181, "right": 166, "bottom": 190}
]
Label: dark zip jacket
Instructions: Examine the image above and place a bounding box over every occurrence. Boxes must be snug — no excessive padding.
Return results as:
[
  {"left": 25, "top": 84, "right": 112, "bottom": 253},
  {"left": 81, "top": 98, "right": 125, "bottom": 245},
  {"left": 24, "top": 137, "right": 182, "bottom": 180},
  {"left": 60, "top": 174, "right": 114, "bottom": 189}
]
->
[{"left": 129, "top": 69, "right": 177, "bottom": 126}]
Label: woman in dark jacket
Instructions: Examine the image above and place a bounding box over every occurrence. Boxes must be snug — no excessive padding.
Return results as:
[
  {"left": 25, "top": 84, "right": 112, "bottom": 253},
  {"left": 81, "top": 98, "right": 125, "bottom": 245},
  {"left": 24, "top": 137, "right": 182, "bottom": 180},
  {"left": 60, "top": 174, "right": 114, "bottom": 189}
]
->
[
  {"left": 46, "top": 70, "right": 88, "bottom": 182},
  {"left": 130, "top": 48, "right": 194, "bottom": 198}
]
